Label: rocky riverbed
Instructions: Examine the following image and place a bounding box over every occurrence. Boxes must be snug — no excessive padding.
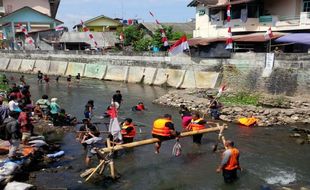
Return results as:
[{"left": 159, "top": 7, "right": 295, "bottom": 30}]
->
[{"left": 153, "top": 89, "right": 310, "bottom": 128}]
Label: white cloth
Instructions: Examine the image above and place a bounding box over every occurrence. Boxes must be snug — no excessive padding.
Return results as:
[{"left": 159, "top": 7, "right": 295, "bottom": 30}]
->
[{"left": 8, "top": 100, "right": 19, "bottom": 112}]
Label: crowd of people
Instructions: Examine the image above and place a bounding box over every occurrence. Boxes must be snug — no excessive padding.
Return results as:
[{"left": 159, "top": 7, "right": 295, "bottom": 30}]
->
[{"left": 0, "top": 75, "right": 240, "bottom": 184}]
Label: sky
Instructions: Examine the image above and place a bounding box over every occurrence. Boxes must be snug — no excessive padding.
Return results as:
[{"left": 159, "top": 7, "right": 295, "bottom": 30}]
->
[{"left": 57, "top": 0, "right": 195, "bottom": 28}]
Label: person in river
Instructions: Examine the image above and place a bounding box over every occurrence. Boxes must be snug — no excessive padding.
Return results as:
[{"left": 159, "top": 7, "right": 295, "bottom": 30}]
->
[
  {"left": 76, "top": 73, "right": 81, "bottom": 84},
  {"left": 112, "top": 90, "right": 122, "bottom": 109},
  {"left": 179, "top": 104, "right": 192, "bottom": 129},
  {"left": 55, "top": 75, "right": 61, "bottom": 83},
  {"left": 80, "top": 130, "right": 102, "bottom": 167},
  {"left": 18, "top": 106, "right": 34, "bottom": 145},
  {"left": 77, "top": 119, "right": 99, "bottom": 150},
  {"left": 84, "top": 100, "right": 94, "bottom": 119},
  {"left": 216, "top": 140, "right": 241, "bottom": 183},
  {"left": 20, "top": 75, "right": 26, "bottom": 86},
  {"left": 37, "top": 71, "right": 43, "bottom": 84},
  {"left": 152, "top": 114, "right": 179, "bottom": 154},
  {"left": 67, "top": 75, "right": 72, "bottom": 87},
  {"left": 132, "top": 102, "right": 146, "bottom": 112},
  {"left": 43, "top": 74, "right": 50, "bottom": 85},
  {"left": 36, "top": 95, "right": 50, "bottom": 120},
  {"left": 186, "top": 112, "right": 206, "bottom": 144},
  {"left": 121, "top": 118, "right": 136, "bottom": 144}
]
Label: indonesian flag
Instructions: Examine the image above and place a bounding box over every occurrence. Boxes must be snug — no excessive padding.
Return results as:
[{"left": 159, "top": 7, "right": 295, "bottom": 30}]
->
[
  {"left": 55, "top": 26, "right": 64, "bottom": 31},
  {"left": 17, "top": 24, "right": 34, "bottom": 45},
  {"left": 217, "top": 84, "right": 227, "bottom": 97},
  {"left": 264, "top": 27, "right": 273, "bottom": 40},
  {"left": 169, "top": 35, "right": 189, "bottom": 55},
  {"left": 225, "top": 27, "right": 233, "bottom": 49},
  {"left": 227, "top": 4, "right": 231, "bottom": 23}
]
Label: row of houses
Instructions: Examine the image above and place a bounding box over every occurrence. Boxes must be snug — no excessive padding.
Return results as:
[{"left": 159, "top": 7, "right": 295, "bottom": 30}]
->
[
  {"left": 188, "top": 0, "right": 310, "bottom": 56},
  {"left": 0, "top": 0, "right": 309, "bottom": 55}
]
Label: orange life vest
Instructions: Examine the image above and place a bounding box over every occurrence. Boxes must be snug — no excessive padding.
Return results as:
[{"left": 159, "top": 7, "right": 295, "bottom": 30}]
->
[
  {"left": 187, "top": 118, "right": 205, "bottom": 131},
  {"left": 224, "top": 148, "right": 240, "bottom": 170},
  {"left": 121, "top": 123, "right": 136, "bottom": 138},
  {"left": 152, "top": 118, "right": 172, "bottom": 137}
]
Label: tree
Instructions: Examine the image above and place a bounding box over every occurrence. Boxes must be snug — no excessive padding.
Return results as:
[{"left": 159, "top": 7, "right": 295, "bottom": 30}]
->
[
  {"left": 133, "top": 38, "right": 152, "bottom": 52},
  {"left": 123, "top": 26, "right": 144, "bottom": 46}
]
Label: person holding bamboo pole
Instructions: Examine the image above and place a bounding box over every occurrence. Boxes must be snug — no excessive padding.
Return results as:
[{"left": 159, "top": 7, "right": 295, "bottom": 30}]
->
[
  {"left": 152, "top": 114, "right": 179, "bottom": 154},
  {"left": 186, "top": 112, "right": 206, "bottom": 144},
  {"left": 207, "top": 95, "right": 221, "bottom": 120}
]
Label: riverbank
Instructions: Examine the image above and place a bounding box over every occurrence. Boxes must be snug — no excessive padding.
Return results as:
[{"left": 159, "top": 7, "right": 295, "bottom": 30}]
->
[{"left": 153, "top": 89, "right": 310, "bottom": 128}]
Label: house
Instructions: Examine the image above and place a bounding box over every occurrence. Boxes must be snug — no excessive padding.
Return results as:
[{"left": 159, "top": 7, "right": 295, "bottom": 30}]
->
[
  {"left": 59, "top": 32, "right": 119, "bottom": 50},
  {"left": 76, "top": 15, "right": 123, "bottom": 32},
  {"left": 188, "top": 0, "right": 310, "bottom": 54},
  {"left": 1, "top": 0, "right": 61, "bottom": 18},
  {"left": 0, "top": 6, "right": 63, "bottom": 49}
]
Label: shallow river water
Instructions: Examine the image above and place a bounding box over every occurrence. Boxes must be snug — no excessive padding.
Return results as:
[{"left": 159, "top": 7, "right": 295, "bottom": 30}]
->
[{"left": 6, "top": 74, "right": 310, "bottom": 190}]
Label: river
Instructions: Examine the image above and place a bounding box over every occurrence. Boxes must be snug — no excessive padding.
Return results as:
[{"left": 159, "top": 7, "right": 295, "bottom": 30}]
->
[{"left": 5, "top": 73, "right": 310, "bottom": 190}]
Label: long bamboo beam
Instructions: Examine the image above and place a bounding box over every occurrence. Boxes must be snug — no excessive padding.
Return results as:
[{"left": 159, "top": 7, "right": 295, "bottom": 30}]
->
[{"left": 99, "top": 126, "right": 226, "bottom": 154}]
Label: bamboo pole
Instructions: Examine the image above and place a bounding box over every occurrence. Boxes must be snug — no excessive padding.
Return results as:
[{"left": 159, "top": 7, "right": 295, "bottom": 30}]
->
[
  {"left": 99, "top": 125, "right": 226, "bottom": 154},
  {"left": 85, "top": 160, "right": 106, "bottom": 182},
  {"left": 107, "top": 139, "right": 116, "bottom": 179}
]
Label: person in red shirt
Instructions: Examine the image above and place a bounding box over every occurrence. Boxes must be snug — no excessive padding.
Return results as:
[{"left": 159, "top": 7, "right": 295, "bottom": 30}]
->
[
  {"left": 18, "top": 106, "right": 34, "bottom": 145},
  {"left": 132, "top": 102, "right": 146, "bottom": 111},
  {"left": 43, "top": 75, "right": 50, "bottom": 85}
]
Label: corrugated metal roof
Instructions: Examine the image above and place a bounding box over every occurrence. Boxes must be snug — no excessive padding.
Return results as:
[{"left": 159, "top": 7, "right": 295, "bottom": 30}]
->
[
  {"left": 140, "top": 22, "right": 195, "bottom": 36},
  {"left": 59, "top": 32, "right": 119, "bottom": 48},
  {"left": 188, "top": 32, "right": 285, "bottom": 46}
]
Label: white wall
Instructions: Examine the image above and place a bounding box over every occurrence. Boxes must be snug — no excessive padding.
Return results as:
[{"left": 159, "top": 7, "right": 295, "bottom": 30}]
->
[{"left": 3, "top": 0, "right": 51, "bottom": 16}]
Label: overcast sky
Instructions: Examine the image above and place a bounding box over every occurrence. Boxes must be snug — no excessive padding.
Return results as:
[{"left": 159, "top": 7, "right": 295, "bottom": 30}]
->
[{"left": 57, "top": 0, "right": 195, "bottom": 28}]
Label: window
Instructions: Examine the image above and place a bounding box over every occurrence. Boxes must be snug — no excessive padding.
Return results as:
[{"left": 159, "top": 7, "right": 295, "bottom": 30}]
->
[{"left": 303, "top": 0, "right": 310, "bottom": 12}]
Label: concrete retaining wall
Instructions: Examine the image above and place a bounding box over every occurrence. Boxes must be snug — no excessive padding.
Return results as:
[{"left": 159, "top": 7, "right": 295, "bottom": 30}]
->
[
  {"left": 7, "top": 59, "right": 22, "bottom": 72},
  {"left": 49, "top": 61, "right": 68, "bottom": 75},
  {"left": 33, "top": 60, "right": 51, "bottom": 74},
  {"left": 66, "top": 62, "right": 85, "bottom": 76},
  {"left": 127, "top": 66, "right": 145, "bottom": 83},
  {"left": 0, "top": 58, "right": 10, "bottom": 71},
  {"left": 20, "top": 59, "right": 35, "bottom": 73},
  {"left": 84, "top": 63, "right": 106, "bottom": 79},
  {"left": 104, "top": 65, "right": 128, "bottom": 81},
  {"left": 153, "top": 68, "right": 168, "bottom": 86}
]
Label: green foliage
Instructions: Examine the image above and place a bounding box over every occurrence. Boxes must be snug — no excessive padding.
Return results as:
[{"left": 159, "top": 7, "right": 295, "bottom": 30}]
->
[
  {"left": 123, "top": 26, "right": 144, "bottom": 46},
  {"left": 0, "top": 75, "right": 9, "bottom": 92},
  {"left": 219, "top": 92, "right": 260, "bottom": 106},
  {"left": 133, "top": 38, "right": 152, "bottom": 52}
]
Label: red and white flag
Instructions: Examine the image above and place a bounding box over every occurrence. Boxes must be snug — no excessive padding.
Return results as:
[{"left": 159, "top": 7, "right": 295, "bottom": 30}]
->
[
  {"left": 17, "top": 24, "right": 34, "bottom": 45},
  {"left": 55, "top": 26, "right": 64, "bottom": 31},
  {"left": 225, "top": 27, "right": 233, "bottom": 49},
  {"left": 149, "top": 11, "right": 169, "bottom": 47},
  {"left": 264, "top": 27, "right": 273, "bottom": 40},
  {"left": 217, "top": 84, "right": 227, "bottom": 97},
  {"left": 169, "top": 35, "right": 189, "bottom": 55},
  {"left": 81, "top": 20, "right": 98, "bottom": 49},
  {"left": 227, "top": 4, "right": 231, "bottom": 23}
]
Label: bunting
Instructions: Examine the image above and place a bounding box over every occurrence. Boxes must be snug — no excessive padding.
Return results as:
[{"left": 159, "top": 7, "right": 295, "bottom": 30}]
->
[
  {"left": 225, "top": 5, "right": 233, "bottom": 50},
  {"left": 149, "top": 11, "right": 169, "bottom": 47},
  {"left": 17, "top": 24, "right": 34, "bottom": 45},
  {"left": 81, "top": 20, "right": 98, "bottom": 49}
]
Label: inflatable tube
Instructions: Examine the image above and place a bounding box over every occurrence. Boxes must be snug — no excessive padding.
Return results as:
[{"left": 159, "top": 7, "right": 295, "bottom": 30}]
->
[
  {"left": 47, "top": 150, "right": 65, "bottom": 158},
  {"left": 238, "top": 117, "right": 258, "bottom": 127}
]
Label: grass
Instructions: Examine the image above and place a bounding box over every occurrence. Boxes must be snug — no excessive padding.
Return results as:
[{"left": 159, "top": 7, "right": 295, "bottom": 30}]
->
[
  {"left": 219, "top": 91, "right": 261, "bottom": 106},
  {"left": 0, "top": 74, "right": 9, "bottom": 92}
]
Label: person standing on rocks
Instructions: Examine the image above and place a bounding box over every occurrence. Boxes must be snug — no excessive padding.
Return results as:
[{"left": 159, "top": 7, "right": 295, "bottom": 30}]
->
[
  {"left": 207, "top": 95, "right": 221, "bottom": 120},
  {"left": 216, "top": 140, "right": 241, "bottom": 183}
]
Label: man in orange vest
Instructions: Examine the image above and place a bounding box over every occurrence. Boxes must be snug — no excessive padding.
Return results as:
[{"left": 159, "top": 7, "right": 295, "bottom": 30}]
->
[
  {"left": 152, "top": 114, "right": 179, "bottom": 154},
  {"left": 121, "top": 118, "right": 136, "bottom": 144},
  {"left": 216, "top": 140, "right": 241, "bottom": 183},
  {"left": 186, "top": 112, "right": 206, "bottom": 144}
]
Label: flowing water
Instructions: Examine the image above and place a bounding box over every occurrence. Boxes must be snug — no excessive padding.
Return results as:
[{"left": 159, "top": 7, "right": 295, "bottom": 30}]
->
[{"left": 5, "top": 74, "right": 310, "bottom": 190}]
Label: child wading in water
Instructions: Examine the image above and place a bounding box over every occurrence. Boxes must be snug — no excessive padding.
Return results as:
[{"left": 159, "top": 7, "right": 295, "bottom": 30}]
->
[
  {"left": 44, "top": 75, "right": 50, "bottom": 85},
  {"left": 67, "top": 75, "right": 72, "bottom": 87}
]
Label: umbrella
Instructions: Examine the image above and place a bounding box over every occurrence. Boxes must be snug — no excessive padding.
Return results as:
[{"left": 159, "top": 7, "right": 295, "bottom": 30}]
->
[{"left": 275, "top": 33, "right": 310, "bottom": 45}]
